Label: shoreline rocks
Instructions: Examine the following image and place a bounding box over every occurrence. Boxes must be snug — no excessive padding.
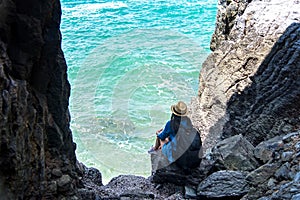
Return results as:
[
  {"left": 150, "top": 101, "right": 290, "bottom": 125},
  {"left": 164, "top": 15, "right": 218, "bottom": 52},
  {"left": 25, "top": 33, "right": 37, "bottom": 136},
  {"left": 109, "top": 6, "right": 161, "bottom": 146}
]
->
[
  {"left": 81, "top": 131, "right": 299, "bottom": 199},
  {"left": 0, "top": 0, "right": 299, "bottom": 199}
]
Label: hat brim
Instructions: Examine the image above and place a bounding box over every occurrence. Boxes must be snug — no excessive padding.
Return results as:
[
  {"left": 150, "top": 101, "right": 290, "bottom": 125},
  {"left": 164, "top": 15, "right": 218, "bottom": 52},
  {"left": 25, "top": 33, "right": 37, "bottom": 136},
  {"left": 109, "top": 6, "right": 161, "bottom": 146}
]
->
[{"left": 171, "top": 105, "right": 187, "bottom": 117}]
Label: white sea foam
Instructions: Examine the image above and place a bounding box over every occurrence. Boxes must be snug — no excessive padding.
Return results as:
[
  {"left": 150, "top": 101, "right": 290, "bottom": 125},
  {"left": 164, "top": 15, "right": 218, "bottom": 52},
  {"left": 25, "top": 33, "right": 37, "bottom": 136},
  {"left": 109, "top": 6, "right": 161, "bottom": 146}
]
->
[
  {"left": 61, "top": 0, "right": 217, "bottom": 184},
  {"left": 63, "top": 2, "right": 128, "bottom": 11}
]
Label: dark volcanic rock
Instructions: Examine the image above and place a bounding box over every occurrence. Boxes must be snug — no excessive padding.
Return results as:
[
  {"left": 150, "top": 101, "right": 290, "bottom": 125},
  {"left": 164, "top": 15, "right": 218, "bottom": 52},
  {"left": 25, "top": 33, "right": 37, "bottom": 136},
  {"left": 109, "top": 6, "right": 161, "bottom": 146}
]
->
[
  {"left": 150, "top": 150, "right": 204, "bottom": 187},
  {"left": 190, "top": 0, "right": 300, "bottom": 199},
  {"left": 0, "top": 0, "right": 80, "bottom": 199},
  {"left": 98, "top": 175, "right": 181, "bottom": 200},
  {"left": 254, "top": 135, "right": 285, "bottom": 163},
  {"left": 1, "top": 0, "right": 300, "bottom": 199},
  {"left": 78, "top": 162, "right": 103, "bottom": 187},
  {"left": 223, "top": 23, "right": 300, "bottom": 146},
  {"left": 77, "top": 162, "right": 103, "bottom": 199},
  {"left": 194, "top": 131, "right": 300, "bottom": 200},
  {"left": 197, "top": 170, "right": 249, "bottom": 199},
  {"left": 246, "top": 131, "right": 300, "bottom": 200},
  {"left": 211, "top": 134, "right": 259, "bottom": 171},
  {"left": 246, "top": 163, "right": 279, "bottom": 186},
  {"left": 150, "top": 150, "right": 189, "bottom": 186},
  {"left": 151, "top": 162, "right": 189, "bottom": 186}
]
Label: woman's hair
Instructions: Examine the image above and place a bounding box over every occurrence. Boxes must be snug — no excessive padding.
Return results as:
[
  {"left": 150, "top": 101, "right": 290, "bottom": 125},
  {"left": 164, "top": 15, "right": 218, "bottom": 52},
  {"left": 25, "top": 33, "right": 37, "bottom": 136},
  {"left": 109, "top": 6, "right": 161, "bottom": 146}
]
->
[{"left": 170, "top": 113, "right": 192, "bottom": 134}]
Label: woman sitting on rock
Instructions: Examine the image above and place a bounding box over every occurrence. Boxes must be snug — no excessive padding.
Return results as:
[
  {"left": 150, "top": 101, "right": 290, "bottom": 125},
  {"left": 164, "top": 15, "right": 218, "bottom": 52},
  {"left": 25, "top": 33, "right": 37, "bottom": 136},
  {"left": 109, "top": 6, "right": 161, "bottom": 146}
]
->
[{"left": 149, "top": 101, "right": 202, "bottom": 169}]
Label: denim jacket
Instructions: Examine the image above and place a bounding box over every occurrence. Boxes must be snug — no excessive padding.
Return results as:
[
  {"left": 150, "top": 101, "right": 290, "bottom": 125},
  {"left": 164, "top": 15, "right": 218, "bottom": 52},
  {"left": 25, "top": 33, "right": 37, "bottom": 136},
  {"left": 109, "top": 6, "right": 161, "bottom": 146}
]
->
[{"left": 157, "top": 119, "right": 188, "bottom": 163}]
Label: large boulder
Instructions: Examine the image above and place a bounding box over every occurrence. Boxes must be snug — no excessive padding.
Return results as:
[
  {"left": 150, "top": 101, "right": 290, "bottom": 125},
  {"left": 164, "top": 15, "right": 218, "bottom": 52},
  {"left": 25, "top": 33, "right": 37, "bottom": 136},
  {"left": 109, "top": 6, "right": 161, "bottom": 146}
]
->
[
  {"left": 150, "top": 131, "right": 203, "bottom": 187},
  {"left": 210, "top": 134, "right": 259, "bottom": 171},
  {"left": 253, "top": 135, "right": 285, "bottom": 163},
  {"left": 253, "top": 132, "right": 300, "bottom": 164},
  {"left": 246, "top": 163, "right": 280, "bottom": 186},
  {"left": 197, "top": 170, "right": 249, "bottom": 199}
]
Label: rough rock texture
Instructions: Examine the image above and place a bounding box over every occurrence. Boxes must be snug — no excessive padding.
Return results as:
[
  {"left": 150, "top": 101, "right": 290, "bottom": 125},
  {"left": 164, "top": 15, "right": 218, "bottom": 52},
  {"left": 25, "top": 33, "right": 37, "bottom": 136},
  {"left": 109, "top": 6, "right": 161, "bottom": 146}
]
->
[
  {"left": 150, "top": 151, "right": 188, "bottom": 186},
  {"left": 1, "top": 0, "right": 300, "bottom": 199},
  {"left": 82, "top": 0, "right": 300, "bottom": 198},
  {"left": 210, "top": 0, "right": 252, "bottom": 51},
  {"left": 147, "top": 131, "right": 299, "bottom": 199},
  {"left": 150, "top": 147, "right": 203, "bottom": 187},
  {"left": 150, "top": 158, "right": 203, "bottom": 187},
  {"left": 223, "top": 23, "right": 300, "bottom": 145},
  {"left": 198, "top": 132, "right": 299, "bottom": 200},
  {"left": 80, "top": 174, "right": 187, "bottom": 200},
  {"left": 0, "top": 0, "right": 80, "bottom": 199},
  {"left": 245, "top": 131, "right": 300, "bottom": 200},
  {"left": 210, "top": 134, "right": 259, "bottom": 171},
  {"left": 253, "top": 135, "right": 285, "bottom": 163},
  {"left": 191, "top": 0, "right": 300, "bottom": 152},
  {"left": 197, "top": 170, "right": 249, "bottom": 199}
]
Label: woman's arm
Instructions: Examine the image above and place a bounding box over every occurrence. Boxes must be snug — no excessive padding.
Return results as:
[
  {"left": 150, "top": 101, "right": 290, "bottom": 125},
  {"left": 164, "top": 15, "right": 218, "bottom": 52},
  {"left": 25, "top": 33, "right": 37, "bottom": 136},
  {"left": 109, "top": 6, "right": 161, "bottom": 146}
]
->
[{"left": 157, "top": 121, "right": 171, "bottom": 140}]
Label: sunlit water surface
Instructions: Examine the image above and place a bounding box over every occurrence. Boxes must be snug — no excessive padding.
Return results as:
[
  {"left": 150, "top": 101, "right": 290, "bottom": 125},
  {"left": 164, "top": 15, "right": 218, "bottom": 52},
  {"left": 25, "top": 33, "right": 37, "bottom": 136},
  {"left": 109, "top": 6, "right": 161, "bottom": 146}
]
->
[{"left": 60, "top": 0, "right": 217, "bottom": 184}]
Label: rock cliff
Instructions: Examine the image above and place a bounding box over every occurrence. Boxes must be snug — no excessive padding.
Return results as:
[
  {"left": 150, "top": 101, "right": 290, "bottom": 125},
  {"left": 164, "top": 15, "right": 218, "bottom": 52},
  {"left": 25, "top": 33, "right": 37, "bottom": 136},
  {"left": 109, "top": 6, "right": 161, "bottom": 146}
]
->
[
  {"left": 0, "top": 0, "right": 300, "bottom": 199},
  {"left": 0, "top": 0, "right": 80, "bottom": 199},
  {"left": 191, "top": 0, "right": 300, "bottom": 151}
]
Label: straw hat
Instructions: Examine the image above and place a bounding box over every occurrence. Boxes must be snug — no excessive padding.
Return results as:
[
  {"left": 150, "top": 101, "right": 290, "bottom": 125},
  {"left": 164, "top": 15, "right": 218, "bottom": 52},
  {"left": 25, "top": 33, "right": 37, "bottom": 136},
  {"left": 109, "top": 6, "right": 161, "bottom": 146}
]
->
[{"left": 171, "top": 101, "right": 187, "bottom": 116}]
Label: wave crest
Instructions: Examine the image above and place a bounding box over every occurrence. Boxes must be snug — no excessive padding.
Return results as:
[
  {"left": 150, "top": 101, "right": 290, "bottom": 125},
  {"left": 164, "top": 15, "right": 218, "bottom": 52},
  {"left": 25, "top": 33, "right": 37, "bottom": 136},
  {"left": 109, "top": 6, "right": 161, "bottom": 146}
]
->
[{"left": 63, "top": 2, "right": 128, "bottom": 11}]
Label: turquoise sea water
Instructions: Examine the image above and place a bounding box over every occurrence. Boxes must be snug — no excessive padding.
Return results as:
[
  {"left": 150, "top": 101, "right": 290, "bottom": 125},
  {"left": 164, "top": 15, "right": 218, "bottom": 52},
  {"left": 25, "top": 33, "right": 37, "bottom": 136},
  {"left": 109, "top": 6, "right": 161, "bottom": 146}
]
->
[{"left": 60, "top": 0, "right": 217, "bottom": 184}]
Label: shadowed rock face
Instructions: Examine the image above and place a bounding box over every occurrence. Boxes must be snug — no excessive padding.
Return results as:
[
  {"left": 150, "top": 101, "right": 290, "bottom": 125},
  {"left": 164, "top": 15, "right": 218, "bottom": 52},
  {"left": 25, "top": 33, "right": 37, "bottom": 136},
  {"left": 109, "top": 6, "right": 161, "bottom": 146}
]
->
[
  {"left": 0, "top": 0, "right": 300, "bottom": 199},
  {"left": 0, "top": 0, "right": 79, "bottom": 199},
  {"left": 223, "top": 23, "right": 300, "bottom": 145},
  {"left": 197, "top": 170, "right": 250, "bottom": 199},
  {"left": 191, "top": 0, "right": 300, "bottom": 151}
]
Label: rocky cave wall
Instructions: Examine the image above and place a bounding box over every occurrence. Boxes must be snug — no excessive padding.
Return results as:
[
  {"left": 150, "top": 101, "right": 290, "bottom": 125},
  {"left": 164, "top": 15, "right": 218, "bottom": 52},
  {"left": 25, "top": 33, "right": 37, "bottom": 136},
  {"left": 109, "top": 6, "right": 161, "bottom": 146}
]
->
[
  {"left": 0, "top": 0, "right": 80, "bottom": 199},
  {"left": 0, "top": 0, "right": 300, "bottom": 199},
  {"left": 191, "top": 0, "right": 300, "bottom": 151}
]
